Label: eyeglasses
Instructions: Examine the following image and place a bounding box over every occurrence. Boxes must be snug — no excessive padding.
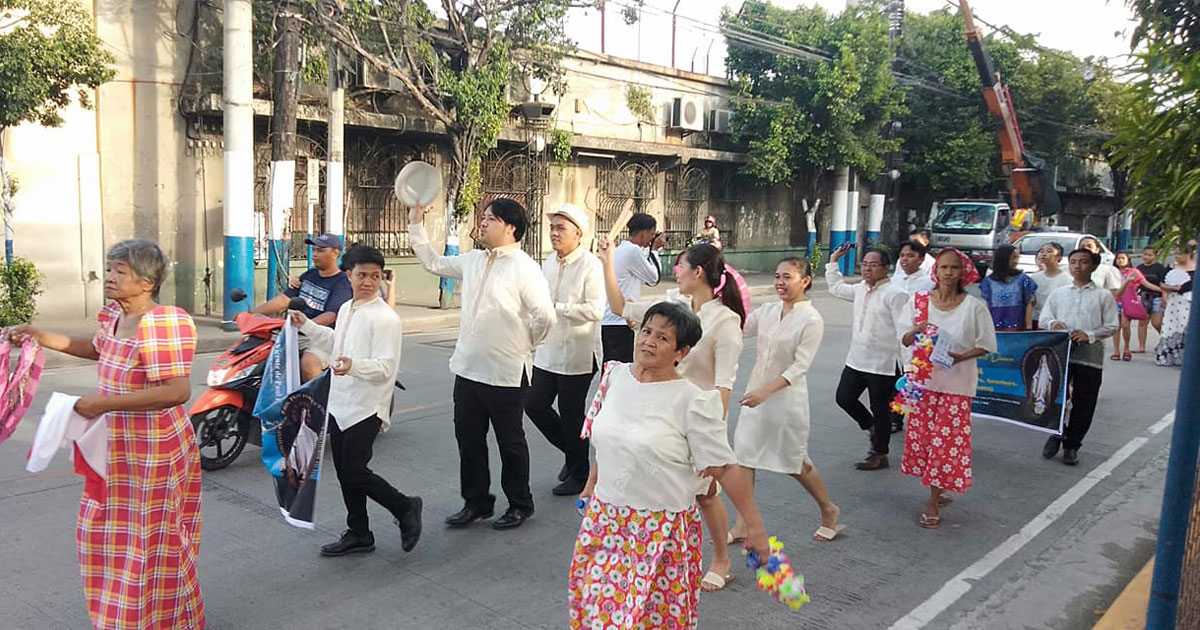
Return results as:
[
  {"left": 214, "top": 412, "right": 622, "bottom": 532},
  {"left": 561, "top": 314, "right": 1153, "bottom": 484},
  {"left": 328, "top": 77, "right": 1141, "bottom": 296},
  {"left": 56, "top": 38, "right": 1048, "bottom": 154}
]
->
[{"left": 861, "top": 262, "right": 885, "bottom": 269}]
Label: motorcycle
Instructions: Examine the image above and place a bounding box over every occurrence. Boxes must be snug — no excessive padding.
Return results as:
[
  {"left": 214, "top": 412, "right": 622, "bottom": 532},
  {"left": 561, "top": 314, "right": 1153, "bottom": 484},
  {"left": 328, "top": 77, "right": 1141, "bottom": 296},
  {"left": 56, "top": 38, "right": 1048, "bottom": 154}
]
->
[{"left": 188, "top": 289, "right": 297, "bottom": 470}]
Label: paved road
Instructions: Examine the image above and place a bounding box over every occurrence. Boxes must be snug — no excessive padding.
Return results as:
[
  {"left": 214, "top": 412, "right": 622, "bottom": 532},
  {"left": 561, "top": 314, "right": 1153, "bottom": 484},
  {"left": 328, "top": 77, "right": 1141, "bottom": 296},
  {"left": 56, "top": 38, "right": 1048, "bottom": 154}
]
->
[{"left": 0, "top": 291, "right": 1179, "bottom": 629}]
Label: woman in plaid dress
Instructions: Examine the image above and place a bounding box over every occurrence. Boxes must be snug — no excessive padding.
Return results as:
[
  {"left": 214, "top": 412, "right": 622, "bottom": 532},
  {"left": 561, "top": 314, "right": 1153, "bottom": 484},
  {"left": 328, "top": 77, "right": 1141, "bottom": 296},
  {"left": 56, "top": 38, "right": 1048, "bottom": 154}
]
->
[{"left": 11, "top": 239, "right": 204, "bottom": 629}]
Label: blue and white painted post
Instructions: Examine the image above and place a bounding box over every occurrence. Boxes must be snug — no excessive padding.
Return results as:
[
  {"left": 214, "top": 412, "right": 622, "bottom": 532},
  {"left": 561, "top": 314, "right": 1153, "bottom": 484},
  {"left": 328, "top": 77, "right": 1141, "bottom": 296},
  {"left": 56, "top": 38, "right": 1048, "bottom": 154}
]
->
[
  {"left": 829, "top": 166, "right": 850, "bottom": 274},
  {"left": 1118, "top": 209, "right": 1132, "bottom": 252},
  {"left": 306, "top": 159, "right": 318, "bottom": 268},
  {"left": 327, "top": 46, "right": 345, "bottom": 249},
  {"left": 266, "top": 162, "right": 294, "bottom": 300},
  {"left": 867, "top": 191, "right": 885, "bottom": 251},
  {"left": 222, "top": 0, "right": 255, "bottom": 329},
  {"left": 846, "top": 185, "right": 860, "bottom": 274}
]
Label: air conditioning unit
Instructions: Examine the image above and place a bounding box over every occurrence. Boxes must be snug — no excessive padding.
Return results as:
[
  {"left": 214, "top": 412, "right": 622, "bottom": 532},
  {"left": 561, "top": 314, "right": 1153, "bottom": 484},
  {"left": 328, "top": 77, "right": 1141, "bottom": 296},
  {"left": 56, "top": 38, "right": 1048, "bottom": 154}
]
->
[
  {"left": 670, "top": 96, "right": 704, "bottom": 132},
  {"left": 351, "top": 56, "right": 404, "bottom": 91},
  {"left": 707, "top": 109, "right": 733, "bottom": 134}
]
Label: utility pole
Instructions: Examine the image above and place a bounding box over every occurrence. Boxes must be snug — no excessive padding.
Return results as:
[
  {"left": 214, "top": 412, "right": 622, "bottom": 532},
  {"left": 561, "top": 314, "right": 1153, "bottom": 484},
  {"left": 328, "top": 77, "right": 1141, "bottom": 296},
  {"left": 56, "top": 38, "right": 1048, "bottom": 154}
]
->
[
  {"left": 830, "top": 165, "right": 851, "bottom": 273},
  {"left": 327, "top": 46, "right": 345, "bottom": 241},
  {"left": 267, "top": 0, "right": 301, "bottom": 300},
  {"left": 223, "top": 0, "right": 255, "bottom": 329}
]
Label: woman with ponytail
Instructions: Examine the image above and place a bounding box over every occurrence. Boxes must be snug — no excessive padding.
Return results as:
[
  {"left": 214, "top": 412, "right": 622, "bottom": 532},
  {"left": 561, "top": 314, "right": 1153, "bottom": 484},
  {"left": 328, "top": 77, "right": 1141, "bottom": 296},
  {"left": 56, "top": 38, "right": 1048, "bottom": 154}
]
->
[{"left": 598, "top": 238, "right": 746, "bottom": 592}]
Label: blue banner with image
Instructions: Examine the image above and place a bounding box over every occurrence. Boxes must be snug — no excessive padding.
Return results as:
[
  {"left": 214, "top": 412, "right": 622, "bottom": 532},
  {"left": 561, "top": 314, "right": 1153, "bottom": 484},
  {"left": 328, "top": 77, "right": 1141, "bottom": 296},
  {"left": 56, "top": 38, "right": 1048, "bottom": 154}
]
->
[{"left": 972, "top": 331, "right": 1071, "bottom": 435}]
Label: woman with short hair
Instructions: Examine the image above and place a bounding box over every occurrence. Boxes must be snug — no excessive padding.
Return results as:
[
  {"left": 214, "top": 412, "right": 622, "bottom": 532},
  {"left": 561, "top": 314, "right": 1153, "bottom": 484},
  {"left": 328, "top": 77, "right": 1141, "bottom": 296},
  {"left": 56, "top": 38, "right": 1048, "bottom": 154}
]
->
[{"left": 10, "top": 239, "right": 204, "bottom": 628}]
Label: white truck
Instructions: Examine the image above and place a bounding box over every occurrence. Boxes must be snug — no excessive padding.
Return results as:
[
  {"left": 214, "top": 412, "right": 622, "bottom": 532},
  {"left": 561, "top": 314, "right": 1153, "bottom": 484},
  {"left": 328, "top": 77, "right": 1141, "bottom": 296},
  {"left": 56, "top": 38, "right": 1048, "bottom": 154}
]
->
[{"left": 928, "top": 199, "right": 1015, "bottom": 272}]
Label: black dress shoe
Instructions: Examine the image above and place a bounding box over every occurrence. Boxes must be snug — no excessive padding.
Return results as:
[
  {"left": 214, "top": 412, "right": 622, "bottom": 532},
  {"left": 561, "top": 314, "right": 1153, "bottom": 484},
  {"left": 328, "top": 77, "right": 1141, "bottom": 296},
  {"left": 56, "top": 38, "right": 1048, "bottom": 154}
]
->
[
  {"left": 492, "top": 507, "right": 533, "bottom": 530},
  {"left": 552, "top": 477, "right": 587, "bottom": 496},
  {"left": 394, "top": 496, "right": 423, "bottom": 552},
  {"left": 557, "top": 464, "right": 570, "bottom": 482},
  {"left": 1062, "top": 449, "right": 1079, "bottom": 465},
  {"left": 320, "top": 530, "right": 375, "bottom": 556},
  {"left": 855, "top": 453, "right": 890, "bottom": 471},
  {"left": 1043, "top": 435, "right": 1062, "bottom": 459},
  {"left": 445, "top": 505, "right": 494, "bottom": 528}
]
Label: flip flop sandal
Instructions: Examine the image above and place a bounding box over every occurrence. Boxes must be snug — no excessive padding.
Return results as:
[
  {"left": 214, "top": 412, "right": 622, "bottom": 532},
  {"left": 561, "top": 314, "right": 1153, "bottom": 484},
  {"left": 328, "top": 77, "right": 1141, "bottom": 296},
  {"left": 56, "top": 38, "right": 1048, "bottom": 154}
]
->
[
  {"left": 1123, "top": 352, "right": 1132, "bottom": 361},
  {"left": 726, "top": 532, "right": 746, "bottom": 545},
  {"left": 701, "top": 571, "right": 734, "bottom": 592},
  {"left": 919, "top": 513, "right": 941, "bottom": 529},
  {"left": 1109, "top": 354, "right": 1121, "bottom": 361},
  {"left": 812, "top": 524, "right": 847, "bottom": 542}
]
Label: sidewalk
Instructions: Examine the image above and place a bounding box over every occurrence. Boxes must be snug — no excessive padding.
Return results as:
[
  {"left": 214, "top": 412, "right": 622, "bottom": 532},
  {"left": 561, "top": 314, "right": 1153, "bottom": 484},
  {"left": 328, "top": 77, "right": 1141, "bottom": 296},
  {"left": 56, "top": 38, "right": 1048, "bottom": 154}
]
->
[{"left": 35, "top": 271, "right": 789, "bottom": 369}]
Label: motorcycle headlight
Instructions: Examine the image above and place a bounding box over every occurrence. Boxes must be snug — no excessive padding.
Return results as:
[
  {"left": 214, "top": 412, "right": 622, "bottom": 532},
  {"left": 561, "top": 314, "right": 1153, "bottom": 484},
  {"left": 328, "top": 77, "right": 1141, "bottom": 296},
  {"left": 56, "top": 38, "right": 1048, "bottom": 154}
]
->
[
  {"left": 206, "top": 368, "right": 228, "bottom": 387},
  {"left": 208, "top": 365, "right": 258, "bottom": 387}
]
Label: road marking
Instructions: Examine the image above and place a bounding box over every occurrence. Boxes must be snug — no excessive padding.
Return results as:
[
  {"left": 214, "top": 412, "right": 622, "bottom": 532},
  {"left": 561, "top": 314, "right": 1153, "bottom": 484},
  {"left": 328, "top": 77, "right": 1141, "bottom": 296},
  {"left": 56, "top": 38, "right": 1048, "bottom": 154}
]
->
[{"left": 889, "top": 410, "right": 1176, "bottom": 630}]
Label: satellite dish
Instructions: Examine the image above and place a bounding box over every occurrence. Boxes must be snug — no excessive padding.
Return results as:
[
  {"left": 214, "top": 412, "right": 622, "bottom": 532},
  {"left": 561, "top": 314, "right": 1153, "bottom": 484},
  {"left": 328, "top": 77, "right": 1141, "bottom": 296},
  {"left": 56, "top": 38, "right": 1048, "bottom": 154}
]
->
[{"left": 393, "top": 161, "right": 442, "bottom": 207}]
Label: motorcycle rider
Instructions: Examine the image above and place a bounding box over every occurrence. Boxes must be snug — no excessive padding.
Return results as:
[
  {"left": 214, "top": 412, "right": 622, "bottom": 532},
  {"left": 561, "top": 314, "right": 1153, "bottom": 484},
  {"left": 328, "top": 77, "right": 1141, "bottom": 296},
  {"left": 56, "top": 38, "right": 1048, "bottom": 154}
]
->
[{"left": 253, "top": 233, "right": 351, "bottom": 380}]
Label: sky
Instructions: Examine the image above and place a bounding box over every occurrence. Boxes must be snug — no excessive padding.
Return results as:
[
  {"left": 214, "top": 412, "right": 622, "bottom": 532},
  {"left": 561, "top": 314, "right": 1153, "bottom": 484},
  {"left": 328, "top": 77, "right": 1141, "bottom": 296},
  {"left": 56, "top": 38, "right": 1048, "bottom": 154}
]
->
[{"left": 564, "top": 0, "right": 1140, "bottom": 76}]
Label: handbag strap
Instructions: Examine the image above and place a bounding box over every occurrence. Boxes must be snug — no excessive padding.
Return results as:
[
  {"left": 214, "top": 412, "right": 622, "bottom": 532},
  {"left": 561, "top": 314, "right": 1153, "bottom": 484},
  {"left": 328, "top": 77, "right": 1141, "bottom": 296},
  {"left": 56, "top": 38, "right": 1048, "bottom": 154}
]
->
[{"left": 580, "top": 360, "right": 620, "bottom": 439}]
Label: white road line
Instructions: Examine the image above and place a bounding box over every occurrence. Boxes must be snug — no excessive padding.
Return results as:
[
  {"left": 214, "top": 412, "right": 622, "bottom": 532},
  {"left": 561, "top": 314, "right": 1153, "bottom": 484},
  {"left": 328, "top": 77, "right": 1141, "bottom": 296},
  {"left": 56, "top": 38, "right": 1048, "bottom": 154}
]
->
[{"left": 889, "top": 410, "right": 1176, "bottom": 630}]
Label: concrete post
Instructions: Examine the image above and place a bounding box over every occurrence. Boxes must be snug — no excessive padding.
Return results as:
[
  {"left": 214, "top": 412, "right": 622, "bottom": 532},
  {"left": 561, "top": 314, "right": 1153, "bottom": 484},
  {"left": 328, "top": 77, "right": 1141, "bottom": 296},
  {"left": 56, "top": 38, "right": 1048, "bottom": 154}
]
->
[
  {"left": 327, "top": 46, "right": 345, "bottom": 239},
  {"left": 868, "top": 191, "right": 885, "bottom": 249},
  {"left": 222, "top": 0, "right": 255, "bottom": 329},
  {"left": 1118, "top": 209, "right": 1132, "bottom": 252},
  {"left": 267, "top": 0, "right": 301, "bottom": 300},
  {"left": 830, "top": 165, "right": 850, "bottom": 273}
]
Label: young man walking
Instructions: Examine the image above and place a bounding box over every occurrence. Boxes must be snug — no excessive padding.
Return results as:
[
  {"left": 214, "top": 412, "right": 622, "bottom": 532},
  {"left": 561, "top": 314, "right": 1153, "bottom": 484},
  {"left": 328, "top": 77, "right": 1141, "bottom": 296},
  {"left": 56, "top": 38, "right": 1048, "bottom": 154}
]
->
[
  {"left": 893, "top": 240, "right": 936, "bottom": 296},
  {"left": 291, "top": 246, "right": 422, "bottom": 556},
  {"left": 525, "top": 204, "right": 604, "bottom": 496},
  {"left": 1039, "top": 249, "right": 1118, "bottom": 465},
  {"left": 409, "top": 199, "right": 556, "bottom": 530},
  {"left": 601, "top": 212, "right": 663, "bottom": 362},
  {"left": 828, "top": 244, "right": 910, "bottom": 469}
]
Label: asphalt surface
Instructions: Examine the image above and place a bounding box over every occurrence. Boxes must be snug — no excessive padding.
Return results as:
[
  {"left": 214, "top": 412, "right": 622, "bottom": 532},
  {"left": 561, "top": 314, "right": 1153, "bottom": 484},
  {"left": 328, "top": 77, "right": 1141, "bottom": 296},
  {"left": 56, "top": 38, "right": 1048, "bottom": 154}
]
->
[{"left": 0, "top": 290, "right": 1180, "bottom": 629}]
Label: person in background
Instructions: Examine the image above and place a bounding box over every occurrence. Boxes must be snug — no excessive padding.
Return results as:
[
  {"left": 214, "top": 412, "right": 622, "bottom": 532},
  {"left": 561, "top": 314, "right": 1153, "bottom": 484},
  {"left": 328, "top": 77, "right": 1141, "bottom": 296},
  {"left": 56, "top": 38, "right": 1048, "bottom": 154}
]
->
[
  {"left": 1155, "top": 245, "right": 1196, "bottom": 367},
  {"left": 730, "top": 257, "right": 844, "bottom": 543},
  {"left": 258, "top": 233, "right": 352, "bottom": 380},
  {"left": 571, "top": 302, "right": 769, "bottom": 630},
  {"left": 828, "top": 244, "right": 910, "bottom": 468},
  {"left": 601, "top": 212, "right": 664, "bottom": 362},
  {"left": 910, "top": 228, "right": 936, "bottom": 274},
  {"left": 979, "top": 244, "right": 1037, "bottom": 331},
  {"left": 600, "top": 239, "right": 746, "bottom": 593},
  {"left": 1111, "top": 251, "right": 1156, "bottom": 361},
  {"left": 696, "top": 215, "right": 722, "bottom": 250},
  {"left": 1079, "top": 236, "right": 1122, "bottom": 293},
  {"left": 337, "top": 243, "right": 397, "bottom": 308},
  {"left": 1040, "top": 249, "right": 1118, "bottom": 465},
  {"left": 1030, "top": 242, "right": 1071, "bottom": 330},
  {"left": 10, "top": 239, "right": 204, "bottom": 628},
  {"left": 408, "top": 199, "right": 556, "bottom": 531},
  {"left": 524, "top": 204, "right": 604, "bottom": 497},
  {"left": 290, "top": 246, "right": 422, "bottom": 557},
  {"left": 898, "top": 248, "right": 998, "bottom": 529},
  {"left": 1135, "top": 246, "right": 1168, "bottom": 353},
  {"left": 893, "top": 240, "right": 936, "bottom": 296}
]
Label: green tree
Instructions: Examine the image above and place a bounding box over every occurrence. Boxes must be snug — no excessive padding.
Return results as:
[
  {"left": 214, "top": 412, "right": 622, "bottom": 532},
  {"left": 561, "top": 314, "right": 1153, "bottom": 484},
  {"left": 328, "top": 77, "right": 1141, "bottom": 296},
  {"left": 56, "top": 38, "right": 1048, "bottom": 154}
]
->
[
  {"left": 0, "top": 0, "right": 114, "bottom": 262},
  {"left": 1107, "top": 1, "right": 1200, "bottom": 246},
  {"left": 315, "top": 0, "right": 580, "bottom": 221},
  {"left": 722, "top": 0, "right": 904, "bottom": 203}
]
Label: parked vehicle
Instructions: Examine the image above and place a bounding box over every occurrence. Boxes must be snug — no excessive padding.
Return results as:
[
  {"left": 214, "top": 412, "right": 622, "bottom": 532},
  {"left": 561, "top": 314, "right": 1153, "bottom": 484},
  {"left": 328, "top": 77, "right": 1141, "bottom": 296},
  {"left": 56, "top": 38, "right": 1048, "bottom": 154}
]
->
[
  {"left": 1013, "top": 232, "right": 1114, "bottom": 273},
  {"left": 929, "top": 199, "right": 1015, "bottom": 272}
]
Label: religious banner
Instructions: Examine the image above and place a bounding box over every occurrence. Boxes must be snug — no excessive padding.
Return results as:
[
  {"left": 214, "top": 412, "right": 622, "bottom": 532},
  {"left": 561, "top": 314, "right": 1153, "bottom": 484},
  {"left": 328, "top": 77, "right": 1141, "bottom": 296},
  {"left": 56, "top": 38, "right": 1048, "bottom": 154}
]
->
[
  {"left": 972, "top": 331, "right": 1072, "bottom": 434},
  {"left": 261, "top": 371, "right": 331, "bottom": 529}
]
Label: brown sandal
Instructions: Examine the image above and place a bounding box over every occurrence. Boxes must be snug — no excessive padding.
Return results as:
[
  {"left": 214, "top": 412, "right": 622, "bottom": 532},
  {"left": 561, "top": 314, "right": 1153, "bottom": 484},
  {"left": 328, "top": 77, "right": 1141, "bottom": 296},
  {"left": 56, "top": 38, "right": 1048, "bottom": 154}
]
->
[{"left": 919, "top": 512, "right": 941, "bottom": 529}]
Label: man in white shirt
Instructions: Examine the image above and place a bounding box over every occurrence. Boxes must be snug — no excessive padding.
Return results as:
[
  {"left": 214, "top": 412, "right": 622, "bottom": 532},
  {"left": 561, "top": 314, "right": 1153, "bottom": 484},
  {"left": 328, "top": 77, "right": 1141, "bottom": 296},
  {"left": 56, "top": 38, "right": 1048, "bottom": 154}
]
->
[
  {"left": 291, "top": 246, "right": 422, "bottom": 557},
  {"left": 1080, "top": 235, "right": 1122, "bottom": 293},
  {"left": 910, "top": 228, "right": 937, "bottom": 275},
  {"left": 892, "top": 240, "right": 936, "bottom": 295},
  {"left": 1039, "top": 248, "right": 1118, "bottom": 466},
  {"left": 408, "top": 199, "right": 555, "bottom": 531},
  {"left": 601, "top": 212, "right": 664, "bottom": 362},
  {"left": 524, "top": 204, "right": 604, "bottom": 496},
  {"left": 828, "top": 244, "right": 911, "bottom": 471}
]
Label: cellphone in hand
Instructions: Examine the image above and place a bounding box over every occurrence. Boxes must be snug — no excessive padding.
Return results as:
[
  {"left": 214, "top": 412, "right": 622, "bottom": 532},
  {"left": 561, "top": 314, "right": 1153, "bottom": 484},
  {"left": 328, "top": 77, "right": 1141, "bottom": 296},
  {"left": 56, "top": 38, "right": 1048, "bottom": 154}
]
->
[{"left": 384, "top": 269, "right": 394, "bottom": 281}]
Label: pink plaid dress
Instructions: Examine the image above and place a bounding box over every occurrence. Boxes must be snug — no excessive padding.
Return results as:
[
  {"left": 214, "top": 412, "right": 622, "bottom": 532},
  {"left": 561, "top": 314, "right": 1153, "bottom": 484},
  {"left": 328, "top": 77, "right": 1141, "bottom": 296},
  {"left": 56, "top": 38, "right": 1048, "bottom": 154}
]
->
[{"left": 77, "top": 303, "right": 204, "bottom": 629}]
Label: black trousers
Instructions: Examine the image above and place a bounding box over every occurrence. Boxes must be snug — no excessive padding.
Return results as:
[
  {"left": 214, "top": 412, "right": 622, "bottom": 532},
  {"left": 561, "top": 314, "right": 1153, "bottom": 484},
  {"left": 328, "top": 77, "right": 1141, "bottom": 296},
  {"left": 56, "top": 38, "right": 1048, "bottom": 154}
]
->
[
  {"left": 601, "top": 325, "right": 634, "bottom": 363},
  {"left": 524, "top": 366, "right": 596, "bottom": 482},
  {"left": 835, "top": 365, "right": 900, "bottom": 454},
  {"left": 1064, "top": 364, "right": 1104, "bottom": 450},
  {"left": 453, "top": 375, "right": 534, "bottom": 513},
  {"left": 328, "top": 415, "right": 412, "bottom": 536}
]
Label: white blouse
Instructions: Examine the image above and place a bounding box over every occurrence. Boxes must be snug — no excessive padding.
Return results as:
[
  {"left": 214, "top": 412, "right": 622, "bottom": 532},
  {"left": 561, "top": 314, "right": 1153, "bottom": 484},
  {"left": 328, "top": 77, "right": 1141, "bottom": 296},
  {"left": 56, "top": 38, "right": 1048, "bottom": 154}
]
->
[
  {"left": 590, "top": 364, "right": 736, "bottom": 512},
  {"left": 625, "top": 292, "right": 743, "bottom": 391},
  {"left": 899, "top": 294, "right": 998, "bottom": 397}
]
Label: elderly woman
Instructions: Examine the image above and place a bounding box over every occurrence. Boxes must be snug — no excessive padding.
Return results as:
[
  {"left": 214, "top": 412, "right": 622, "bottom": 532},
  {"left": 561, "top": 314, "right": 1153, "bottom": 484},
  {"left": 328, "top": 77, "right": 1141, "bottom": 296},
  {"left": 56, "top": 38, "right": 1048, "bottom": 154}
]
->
[
  {"left": 572, "top": 301, "right": 768, "bottom": 630},
  {"left": 899, "top": 247, "right": 998, "bottom": 530},
  {"left": 10, "top": 239, "right": 203, "bottom": 628}
]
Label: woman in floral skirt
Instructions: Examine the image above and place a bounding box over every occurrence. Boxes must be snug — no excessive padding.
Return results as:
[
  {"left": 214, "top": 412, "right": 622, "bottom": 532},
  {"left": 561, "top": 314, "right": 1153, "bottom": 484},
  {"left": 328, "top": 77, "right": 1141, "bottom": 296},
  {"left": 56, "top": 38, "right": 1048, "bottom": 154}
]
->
[
  {"left": 898, "top": 247, "right": 998, "bottom": 530},
  {"left": 571, "top": 301, "right": 768, "bottom": 629}
]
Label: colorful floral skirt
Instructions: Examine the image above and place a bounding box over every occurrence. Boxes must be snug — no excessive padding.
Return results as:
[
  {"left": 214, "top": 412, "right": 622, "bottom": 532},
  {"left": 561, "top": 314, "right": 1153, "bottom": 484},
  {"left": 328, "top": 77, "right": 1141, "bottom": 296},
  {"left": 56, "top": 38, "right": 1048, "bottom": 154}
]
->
[
  {"left": 568, "top": 497, "right": 703, "bottom": 630},
  {"left": 900, "top": 390, "right": 974, "bottom": 493}
]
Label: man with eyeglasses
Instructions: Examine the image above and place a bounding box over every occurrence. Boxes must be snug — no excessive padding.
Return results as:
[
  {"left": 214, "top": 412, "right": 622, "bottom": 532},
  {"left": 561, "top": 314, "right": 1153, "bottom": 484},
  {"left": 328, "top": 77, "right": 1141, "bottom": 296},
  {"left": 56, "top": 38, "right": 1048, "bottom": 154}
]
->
[{"left": 828, "top": 245, "right": 910, "bottom": 470}]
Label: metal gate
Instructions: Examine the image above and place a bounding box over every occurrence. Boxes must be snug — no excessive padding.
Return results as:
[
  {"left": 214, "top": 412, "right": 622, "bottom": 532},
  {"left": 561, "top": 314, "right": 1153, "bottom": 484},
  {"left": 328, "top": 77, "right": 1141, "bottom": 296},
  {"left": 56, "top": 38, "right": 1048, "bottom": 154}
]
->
[
  {"left": 253, "top": 135, "right": 326, "bottom": 262},
  {"left": 596, "top": 160, "right": 658, "bottom": 240},
  {"left": 476, "top": 149, "right": 547, "bottom": 260},
  {"left": 710, "top": 167, "right": 742, "bottom": 250},
  {"left": 344, "top": 138, "right": 432, "bottom": 256},
  {"left": 665, "top": 165, "right": 708, "bottom": 246}
]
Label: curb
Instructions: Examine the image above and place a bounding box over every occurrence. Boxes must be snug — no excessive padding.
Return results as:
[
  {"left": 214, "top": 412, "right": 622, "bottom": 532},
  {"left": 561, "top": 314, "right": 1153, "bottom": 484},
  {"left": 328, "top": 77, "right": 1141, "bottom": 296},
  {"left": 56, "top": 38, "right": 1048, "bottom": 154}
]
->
[{"left": 1093, "top": 558, "right": 1153, "bottom": 630}]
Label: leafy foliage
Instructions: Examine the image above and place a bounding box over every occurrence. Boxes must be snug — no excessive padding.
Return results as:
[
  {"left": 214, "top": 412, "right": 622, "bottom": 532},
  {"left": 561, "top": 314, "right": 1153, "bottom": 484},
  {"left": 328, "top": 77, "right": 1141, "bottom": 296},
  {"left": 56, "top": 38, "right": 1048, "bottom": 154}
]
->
[
  {"left": 0, "top": 257, "right": 43, "bottom": 326},
  {"left": 0, "top": 0, "right": 114, "bottom": 130},
  {"left": 722, "top": 0, "right": 904, "bottom": 192},
  {"left": 549, "top": 128, "right": 572, "bottom": 168},
  {"left": 1107, "top": 1, "right": 1200, "bottom": 247},
  {"left": 808, "top": 243, "right": 823, "bottom": 271},
  {"left": 624, "top": 84, "right": 655, "bottom": 123},
  {"left": 316, "top": 0, "right": 578, "bottom": 221},
  {"left": 252, "top": 1, "right": 328, "bottom": 87}
]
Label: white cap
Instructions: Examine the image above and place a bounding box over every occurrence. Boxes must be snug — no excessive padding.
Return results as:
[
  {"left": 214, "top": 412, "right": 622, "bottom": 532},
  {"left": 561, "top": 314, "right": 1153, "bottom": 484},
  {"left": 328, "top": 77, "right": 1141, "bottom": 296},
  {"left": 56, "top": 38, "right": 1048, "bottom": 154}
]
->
[{"left": 546, "top": 203, "right": 589, "bottom": 233}]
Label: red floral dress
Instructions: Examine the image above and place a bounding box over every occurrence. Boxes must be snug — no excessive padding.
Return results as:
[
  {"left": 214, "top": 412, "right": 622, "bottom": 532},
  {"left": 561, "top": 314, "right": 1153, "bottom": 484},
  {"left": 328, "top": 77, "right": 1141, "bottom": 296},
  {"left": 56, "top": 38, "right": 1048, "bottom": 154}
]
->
[{"left": 77, "top": 303, "right": 204, "bottom": 629}]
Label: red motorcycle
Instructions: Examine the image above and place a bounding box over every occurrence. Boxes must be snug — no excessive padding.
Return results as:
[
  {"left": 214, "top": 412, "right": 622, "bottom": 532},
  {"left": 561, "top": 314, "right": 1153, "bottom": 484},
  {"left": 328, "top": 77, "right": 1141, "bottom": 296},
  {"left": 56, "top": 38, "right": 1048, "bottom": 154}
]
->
[{"left": 188, "top": 290, "right": 295, "bottom": 470}]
